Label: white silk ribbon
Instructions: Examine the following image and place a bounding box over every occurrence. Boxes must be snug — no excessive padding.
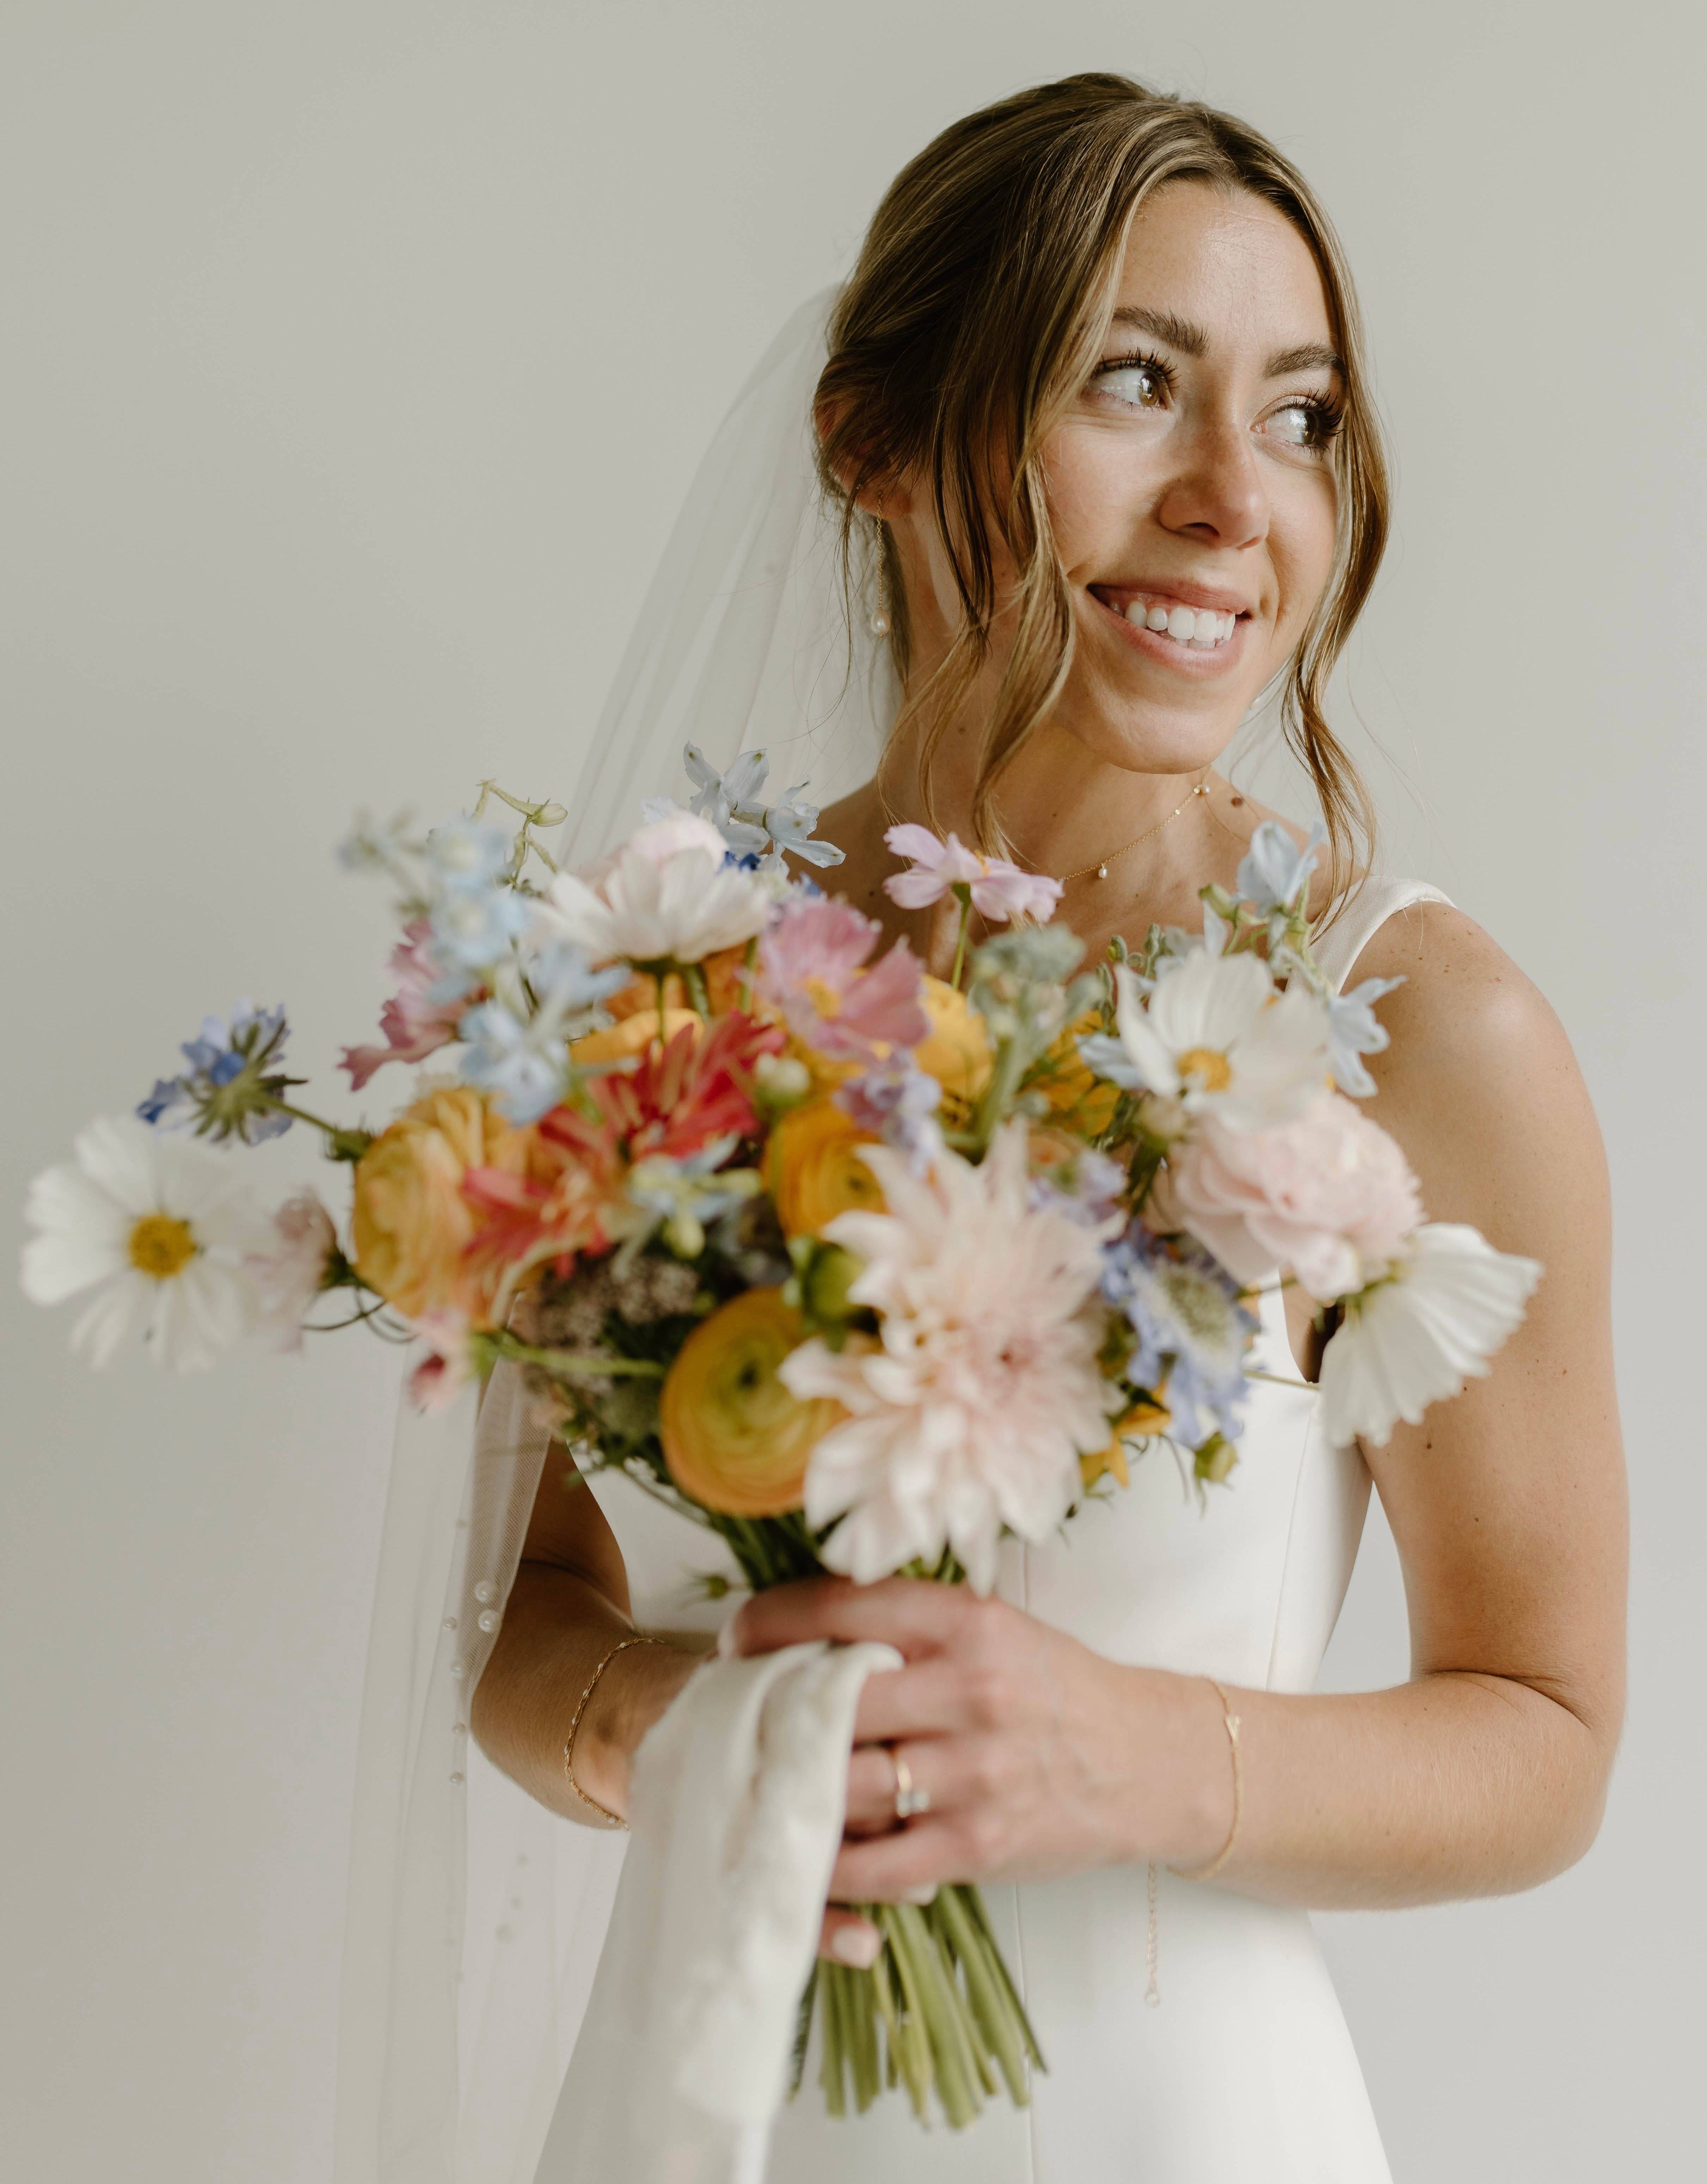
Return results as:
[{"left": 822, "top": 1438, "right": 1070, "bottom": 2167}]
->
[{"left": 534, "top": 1638, "right": 902, "bottom": 2184}]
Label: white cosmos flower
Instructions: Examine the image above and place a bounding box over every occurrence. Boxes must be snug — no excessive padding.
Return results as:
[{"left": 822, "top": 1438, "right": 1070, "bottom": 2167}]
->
[
  {"left": 20, "top": 1116, "right": 269, "bottom": 1371},
  {"left": 543, "top": 811, "right": 774, "bottom": 965},
  {"left": 778, "top": 1123, "right": 1116, "bottom": 1593},
  {"left": 1318, "top": 1222, "right": 1542, "bottom": 1448},
  {"left": 1104, "top": 953, "right": 1331, "bottom": 1130}
]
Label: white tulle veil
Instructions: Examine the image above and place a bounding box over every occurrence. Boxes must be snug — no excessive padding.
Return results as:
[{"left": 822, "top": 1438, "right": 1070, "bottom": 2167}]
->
[{"left": 332, "top": 288, "right": 894, "bottom": 2184}]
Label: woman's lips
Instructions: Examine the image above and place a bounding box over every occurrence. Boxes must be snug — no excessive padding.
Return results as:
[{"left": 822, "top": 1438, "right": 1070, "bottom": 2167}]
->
[{"left": 1088, "top": 585, "right": 1254, "bottom": 674}]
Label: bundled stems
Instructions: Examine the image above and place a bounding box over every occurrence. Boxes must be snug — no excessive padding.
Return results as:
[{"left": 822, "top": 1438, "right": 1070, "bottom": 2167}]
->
[{"left": 796, "top": 1885, "right": 1045, "bottom": 2130}]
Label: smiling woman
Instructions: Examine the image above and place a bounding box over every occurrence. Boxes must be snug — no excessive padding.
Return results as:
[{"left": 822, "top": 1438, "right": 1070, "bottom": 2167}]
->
[{"left": 439, "top": 70, "right": 1626, "bottom": 2184}]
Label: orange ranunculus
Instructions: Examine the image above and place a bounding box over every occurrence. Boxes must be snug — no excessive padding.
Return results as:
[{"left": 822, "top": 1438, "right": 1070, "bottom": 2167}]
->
[
  {"left": 602, "top": 945, "right": 757, "bottom": 1024},
  {"left": 1079, "top": 1394, "right": 1172, "bottom": 1492},
  {"left": 570, "top": 1007, "right": 703, "bottom": 1068},
  {"left": 766, "top": 1098, "right": 885, "bottom": 1238},
  {"left": 914, "top": 976, "right": 994, "bottom": 1112},
  {"left": 351, "top": 1086, "right": 529, "bottom": 1325},
  {"left": 660, "top": 1287, "right": 843, "bottom": 1515},
  {"left": 1030, "top": 1011, "right": 1122, "bottom": 1136}
]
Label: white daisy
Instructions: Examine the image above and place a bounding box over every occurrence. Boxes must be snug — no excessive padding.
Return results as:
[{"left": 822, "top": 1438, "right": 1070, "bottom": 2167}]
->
[
  {"left": 1101, "top": 953, "right": 1331, "bottom": 1131},
  {"left": 20, "top": 1116, "right": 269, "bottom": 1372},
  {"left": 543, "top": 811, "right": 774, "bottom": 966},
  {"left": 1317, "top": 1222, "right": 1542, "bottom": 1448}
]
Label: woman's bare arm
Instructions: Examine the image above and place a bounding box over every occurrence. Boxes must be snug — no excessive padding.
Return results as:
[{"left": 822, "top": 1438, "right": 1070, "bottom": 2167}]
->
[{"left": 469, "top": 1447, "right": 702, "bottom": 1825}]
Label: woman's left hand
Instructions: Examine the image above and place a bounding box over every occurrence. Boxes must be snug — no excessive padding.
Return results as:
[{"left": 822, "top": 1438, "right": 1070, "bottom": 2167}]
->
[{"left": 722, "top": 1574, "right": 1229, "bottom": 1908}]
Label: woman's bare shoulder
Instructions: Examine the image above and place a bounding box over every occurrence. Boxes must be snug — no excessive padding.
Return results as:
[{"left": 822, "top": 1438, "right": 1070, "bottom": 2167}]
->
[{"left": 1349, "top": 900, "right": 1606, "bottom": 1240}]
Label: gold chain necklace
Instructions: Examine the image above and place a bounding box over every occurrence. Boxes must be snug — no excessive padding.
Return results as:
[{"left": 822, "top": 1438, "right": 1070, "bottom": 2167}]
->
[
  {"left": 873, "top": 747, "right": 1212, "bottom": 885},
  {"left": 1053, "top": 775, "right": 1212, "bottom": 884}
]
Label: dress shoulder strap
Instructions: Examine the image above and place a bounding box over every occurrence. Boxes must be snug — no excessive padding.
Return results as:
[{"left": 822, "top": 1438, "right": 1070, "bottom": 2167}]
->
[{"left": 1309, "top": 875, "right": 1453, "bottom": 995}]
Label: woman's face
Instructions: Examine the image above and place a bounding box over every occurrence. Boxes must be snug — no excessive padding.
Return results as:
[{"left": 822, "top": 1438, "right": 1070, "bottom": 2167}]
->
[{"left": 899, "top": 180, "right": 1346, "bottom": 778}]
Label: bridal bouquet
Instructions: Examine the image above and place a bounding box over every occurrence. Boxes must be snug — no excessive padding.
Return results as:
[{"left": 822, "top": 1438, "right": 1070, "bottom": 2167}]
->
[{"left": 19, "top": 751, "right": 1539, "bottom": 2130}]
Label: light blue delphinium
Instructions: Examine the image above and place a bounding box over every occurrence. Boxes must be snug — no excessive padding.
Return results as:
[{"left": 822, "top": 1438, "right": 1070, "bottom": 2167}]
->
[
  {"left": 627, "top": 1139, "right": 762, "bottom": 1258},
  {"left": 1101, "top": 1224, "right": 1257, "bottom": 1450},
  {"left": 137, "top": 1001, "right": 295, "bottom": 1144},
  {"left": 425, "top": 817, "right": 512, "bottom": 893},
  {"left": 1325, "top": 974, "right": 1406, "bottom": 1097},
  {"left": 1236, "top": 817, "right": 1326, "bottom": 919},
  {"left": 458, "top": 943, "right": 629, "bottom": 1123},
  {"left": 671, "top": 742, "right": 845, "bottom": 870},
  {"left": 427, "top": 880, "right": 530, "bottom": 982}
]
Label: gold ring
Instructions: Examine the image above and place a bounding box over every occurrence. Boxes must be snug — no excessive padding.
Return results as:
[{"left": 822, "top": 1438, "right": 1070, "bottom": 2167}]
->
[{"left": 891, "top": 1747, "right": 931, "bottom": 1821}]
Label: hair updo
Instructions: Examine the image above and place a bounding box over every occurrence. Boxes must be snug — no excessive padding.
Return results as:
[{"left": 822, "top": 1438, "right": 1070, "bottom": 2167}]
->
[{"left": 815, "top": 71, "right": 1386, "bottom": 902}]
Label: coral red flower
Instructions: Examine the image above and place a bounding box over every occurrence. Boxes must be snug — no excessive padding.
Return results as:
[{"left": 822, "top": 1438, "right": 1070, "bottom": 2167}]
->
[{"left": 588, "top": 1010, "right": 786, "bottom": 1163}]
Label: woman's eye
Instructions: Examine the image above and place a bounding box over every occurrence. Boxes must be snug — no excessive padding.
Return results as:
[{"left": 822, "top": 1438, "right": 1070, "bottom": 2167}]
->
[
  {"left": 1094, "top": 361, "right": 1167, "bottom": 410},
  {"left": 1266, "top": 400, "right": 1334, "bottom": 449}
]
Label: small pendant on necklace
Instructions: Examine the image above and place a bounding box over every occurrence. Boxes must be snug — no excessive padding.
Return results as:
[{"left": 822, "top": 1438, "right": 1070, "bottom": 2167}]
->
[{"left": 1095, "top": 863, "right": 1109, "bottom": 880}]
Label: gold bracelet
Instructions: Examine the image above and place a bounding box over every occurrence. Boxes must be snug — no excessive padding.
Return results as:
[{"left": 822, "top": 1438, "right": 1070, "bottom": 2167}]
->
[
  {"left": 1167, "top": 1676, "right": 1243, "bottom": 1882},
  {"left": 562, "top": 1634, "right": 668, "bottom": 1829}
]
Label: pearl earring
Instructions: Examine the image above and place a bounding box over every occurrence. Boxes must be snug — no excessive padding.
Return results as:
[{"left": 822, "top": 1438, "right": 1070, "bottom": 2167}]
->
[{"left": 869, "top": 609, "right": 891, "bottom": 637}]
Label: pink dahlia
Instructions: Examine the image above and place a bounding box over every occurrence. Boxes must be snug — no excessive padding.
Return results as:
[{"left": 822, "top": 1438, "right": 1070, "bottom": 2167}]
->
[
  {"left": 882, "top": 824, "right": 1063, "bottom": 925},
  {"left": 778, "top": 1123, "right": 1116, "bottom": 1591},
  {"left": 758, "top": 894, "right": 928, "bottom": 1060},
  {"left": 340, "top": 921, "right": 471, "bottom": 1090},
  {"left": 1164, "top": 1092, "right": 1423, "bottom": 1298}
]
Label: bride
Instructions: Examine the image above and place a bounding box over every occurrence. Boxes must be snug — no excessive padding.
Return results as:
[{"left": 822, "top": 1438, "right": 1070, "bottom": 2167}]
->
[{"left": 349, "top": 72, "right": 1625, "bottom": 2184}]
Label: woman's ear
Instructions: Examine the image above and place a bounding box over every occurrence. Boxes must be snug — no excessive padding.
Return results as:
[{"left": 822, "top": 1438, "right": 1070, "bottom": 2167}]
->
[{"left": 815, "top": 397, "right": 914, "bottom": 520}]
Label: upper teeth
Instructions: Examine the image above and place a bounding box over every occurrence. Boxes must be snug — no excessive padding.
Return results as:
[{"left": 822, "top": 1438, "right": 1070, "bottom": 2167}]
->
[{"left": 1122, "top": 597, "right": 1238, "bottom": 647}]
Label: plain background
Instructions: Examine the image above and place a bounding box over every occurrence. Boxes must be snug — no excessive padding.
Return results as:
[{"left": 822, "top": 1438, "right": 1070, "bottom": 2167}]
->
[{"left": 2, "top": 3, "right": 1700, "bottom": 2177}]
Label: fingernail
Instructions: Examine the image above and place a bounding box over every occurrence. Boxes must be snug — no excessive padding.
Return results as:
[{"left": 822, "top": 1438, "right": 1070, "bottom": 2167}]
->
[
  {"left": 717, "top": 1613, "right": 740, "bottom": 1660},
  {"left": 901, "top": 1885, "right": 937, "bottom": 1906},
  {"left": 829, "top": 1923, "right": 882, "bottom": 1969}
]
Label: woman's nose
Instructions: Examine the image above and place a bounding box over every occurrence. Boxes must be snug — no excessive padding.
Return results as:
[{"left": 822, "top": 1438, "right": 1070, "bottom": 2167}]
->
[{"left": 1154, "top": 421, "right": 1269, "bottom": 551}]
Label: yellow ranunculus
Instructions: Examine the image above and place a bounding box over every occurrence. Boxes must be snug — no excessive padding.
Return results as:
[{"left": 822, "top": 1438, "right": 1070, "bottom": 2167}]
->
[
  {"left": 660, "top": 1287, "right": 843, "bottom": 1515},
  {"left": 1030, "top": 1011, "right": 1122, "bottom": 1136},
  {"left": 766, "top": 1098, "right": 886, "bottom": 1238},
  {"left": 351, "top": 1086, "right": 527, "bottom": 1324},
  {"left": 914, "top": 976, "right": 994, "bottom": 1112},
  {"left": 1079, "top": 1394, "right": 1172, "bottom": 1492},
  {"left": 570, "top": 1007, "right": 702, "bottom": 1068}
]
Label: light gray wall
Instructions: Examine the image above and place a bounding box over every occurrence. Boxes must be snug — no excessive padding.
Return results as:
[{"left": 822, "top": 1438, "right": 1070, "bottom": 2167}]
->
[{"left": 1, "top": 4, "right": 1698, "bottom": 2178}]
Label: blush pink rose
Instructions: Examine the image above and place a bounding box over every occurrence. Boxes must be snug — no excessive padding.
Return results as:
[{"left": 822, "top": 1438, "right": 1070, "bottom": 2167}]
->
[{"left": 1164, "top": 1093, "right": 1423, "bottom": 1297}]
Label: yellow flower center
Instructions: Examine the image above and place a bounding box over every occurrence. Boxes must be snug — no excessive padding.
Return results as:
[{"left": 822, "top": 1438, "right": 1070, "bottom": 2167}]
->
[
  {"left": 128, "top": 1213, "right": 198, "bottom": 1280},
  {"left": 803, "top": 975, "right": 843, "bottom": 1020},
  {"left": 1177, "top": 1046, "right": 1233, "bottom": 1092}
]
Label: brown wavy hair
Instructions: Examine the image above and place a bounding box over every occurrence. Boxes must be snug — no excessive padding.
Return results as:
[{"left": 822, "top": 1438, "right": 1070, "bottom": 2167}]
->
[{"left": 815, "top": 71, "right": 1386, "bottom": 902}]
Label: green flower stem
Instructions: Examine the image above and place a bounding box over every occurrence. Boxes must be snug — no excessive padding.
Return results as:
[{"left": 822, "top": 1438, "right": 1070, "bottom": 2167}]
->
[
  {"left": 260, "top": 1097, "right": 373, "bottom": 1162},
  {"left": 684, "top": 961, "right": 712, "bottom": 1020},
  {"left": 950, "top": 884, "right": 974, "bottom": 992},
  {"left": 933, "top": 1886, "right": 1027, "bottom": 2104},
  {"left": 492, "top": 1334, "right": 667, "bottom": 1379},
  {"left": 961, "top": 1885, "right": 1045, "bottom": 2068},
  {"left": 819, "top": 1962, "right": 849, "bottom": 2117}
]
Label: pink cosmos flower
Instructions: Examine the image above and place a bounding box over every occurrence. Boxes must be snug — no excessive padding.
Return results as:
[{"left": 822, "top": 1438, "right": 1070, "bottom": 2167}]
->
[
  {"left": 882, "top": 824, "right": 1063, "bottom": 925},
  {"left": 246, "top": 1189, "right": 338, "bottom": 1352},
  {"left": 779, "top": 1123, "right": 1117, "bottom": 1592},
  {"left": 758, "top": 895, "right": 929, "bottom": 1059},
  {"left": 407, "top": 1310, "right": 482, "bottom": 1411},
  {"left": 1163, "top": 1092, "right": 1423, "bottom": 1297},
  {"left": 340, "top": 922, "right": 472, "bottom": 1090}
]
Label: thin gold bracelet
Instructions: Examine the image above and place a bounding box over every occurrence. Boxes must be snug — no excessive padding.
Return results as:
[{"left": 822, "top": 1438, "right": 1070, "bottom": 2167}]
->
[
  {"left": 1167, "top": 1676, "right": 1243, "bottom": 1883},
  {"left": 561, "top": 1634, "right": 669, "bottom": 1829}
]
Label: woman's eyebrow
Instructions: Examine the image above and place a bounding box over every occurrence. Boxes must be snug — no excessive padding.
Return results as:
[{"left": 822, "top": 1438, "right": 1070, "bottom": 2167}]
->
[
  {"left": 1108, "top": 307, "right": 1343, "bottom": 381},
  {"left": 1264, "top": 341, "right": 1344, "bottom": 378}
]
